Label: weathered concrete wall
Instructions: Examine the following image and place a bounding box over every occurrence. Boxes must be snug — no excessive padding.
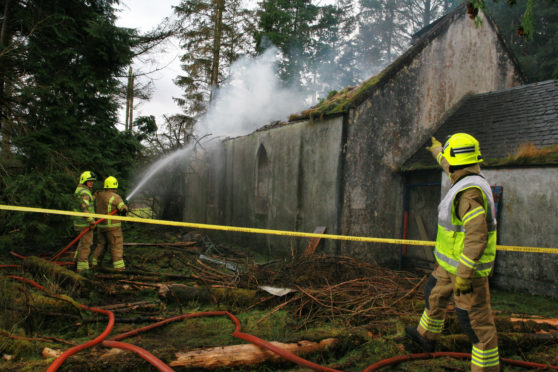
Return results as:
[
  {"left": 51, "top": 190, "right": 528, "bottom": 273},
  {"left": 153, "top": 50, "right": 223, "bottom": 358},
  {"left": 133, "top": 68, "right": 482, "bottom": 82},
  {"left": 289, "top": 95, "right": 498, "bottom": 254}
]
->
[
  {"left": 340, "top": 9, "right": 523, "bottom": 266},
  {"left": 424, "top": 168, "right": 558, "bottom": 297},
  {"left": 183, "top": 117, "right": 345, "bottom": 257},
  {"left": 482, "top": 168, "right": 558, "bottom": 297},
  {"left": 183, "top": 142, "right": 227, "bottom": 226},
  {"left": 403, "top": 167, "right": 558, "bottom": 297}
]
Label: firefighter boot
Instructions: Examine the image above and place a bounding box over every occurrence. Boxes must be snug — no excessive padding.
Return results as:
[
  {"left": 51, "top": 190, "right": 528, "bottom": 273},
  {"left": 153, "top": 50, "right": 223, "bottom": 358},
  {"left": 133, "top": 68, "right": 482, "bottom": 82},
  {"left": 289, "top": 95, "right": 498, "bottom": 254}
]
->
[{"left": 405, "top": 326, "right": 436, "bottom": 352}]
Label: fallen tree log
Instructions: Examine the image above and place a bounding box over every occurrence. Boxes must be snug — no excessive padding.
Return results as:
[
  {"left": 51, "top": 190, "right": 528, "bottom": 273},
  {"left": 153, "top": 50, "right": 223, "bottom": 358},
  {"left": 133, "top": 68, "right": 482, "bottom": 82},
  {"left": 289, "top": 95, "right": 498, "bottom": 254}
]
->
[
  {"left": 169, "top": 338, "right": 337, "bottom": 368},
  {"left": 157, "top": 284, "right": 258, "bottom": 306},
  {"left": 439, "top": 332, "right": 558, "bottom": 352},
  {"left": 95, "top": 267, "right": 194, "bottom": 280},
  {"left": 22, "top": 256, "right": 93, "bottom": 295},
  {"left": 0, "top": 277, "right": 81, "bottom": 334},
  {"left": 510, "top": 317, "right": 558, "bottom": 329},
  {"left": 123, "top": 241, "right": 197, "bottom": 247}
]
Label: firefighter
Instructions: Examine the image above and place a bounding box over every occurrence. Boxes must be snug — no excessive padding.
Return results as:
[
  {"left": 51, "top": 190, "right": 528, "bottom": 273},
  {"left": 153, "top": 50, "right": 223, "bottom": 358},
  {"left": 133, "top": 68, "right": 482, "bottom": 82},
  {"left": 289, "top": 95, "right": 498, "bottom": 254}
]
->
[
  {"left": 405, "top": 133, "right": 499, "bottom": 371},
  {"left": 73, "top": 171, "right": 97, "bottom": 273},
  {"left": 91, "top": 176, "right": 128, "bottom": 271}
]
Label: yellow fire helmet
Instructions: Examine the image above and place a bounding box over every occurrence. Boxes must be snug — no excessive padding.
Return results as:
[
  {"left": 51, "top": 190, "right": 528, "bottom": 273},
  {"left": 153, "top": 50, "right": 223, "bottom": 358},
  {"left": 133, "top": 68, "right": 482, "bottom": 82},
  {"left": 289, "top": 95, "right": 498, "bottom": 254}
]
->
[
  {"left": 79, "top": 171, "right": 97, "bottom": 184},
  {"left": 104, "top": 176, "right": 119, "bottom": 189},
  {"left": 442, "top": 133, "right": 483, "bottom": 166}
]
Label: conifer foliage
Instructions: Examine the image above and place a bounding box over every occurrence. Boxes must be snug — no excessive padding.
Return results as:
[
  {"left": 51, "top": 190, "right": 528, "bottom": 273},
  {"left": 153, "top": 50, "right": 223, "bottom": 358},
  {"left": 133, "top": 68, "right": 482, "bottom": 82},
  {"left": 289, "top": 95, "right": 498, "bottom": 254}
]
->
[
  {"left": 0, "top": 0, "right": 140, "bottom": 251},
  {"left": 485, "top": 0, "right": 558, "bottom": 82},
  {"left": 173, "top": 0, "right": 255, "bottom": 126}
]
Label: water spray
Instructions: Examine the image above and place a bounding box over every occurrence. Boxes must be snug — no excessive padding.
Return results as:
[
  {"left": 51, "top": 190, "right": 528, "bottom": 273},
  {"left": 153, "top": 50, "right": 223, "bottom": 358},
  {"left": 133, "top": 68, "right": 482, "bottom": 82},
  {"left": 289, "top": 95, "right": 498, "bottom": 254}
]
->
[
  {"left": 126, "top": 47, "right": 308, "bottom": 201},
  {"left": 126, "top": 144, "right": 195, "bottom": 201}
]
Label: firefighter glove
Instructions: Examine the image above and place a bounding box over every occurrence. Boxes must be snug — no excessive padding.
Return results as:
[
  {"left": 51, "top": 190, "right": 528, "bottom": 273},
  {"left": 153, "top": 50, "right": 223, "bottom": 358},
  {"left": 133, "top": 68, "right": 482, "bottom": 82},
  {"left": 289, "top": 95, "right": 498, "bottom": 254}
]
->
[
  {"left": 454, "top": 276, "right": 473, "bottom": 296},
  {"left": 119, "top": 206, "right": 128, "bottom": 216},
  {"left": 426, "top": 137, "right": 442, "bottom": 154}
]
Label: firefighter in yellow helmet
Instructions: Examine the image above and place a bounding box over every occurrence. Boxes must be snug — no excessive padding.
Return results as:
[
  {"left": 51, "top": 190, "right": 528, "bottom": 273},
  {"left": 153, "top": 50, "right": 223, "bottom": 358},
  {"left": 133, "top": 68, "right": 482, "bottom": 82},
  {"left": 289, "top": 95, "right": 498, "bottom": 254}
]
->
[
  {"left": 73, "top": 171, "right": 97, "bottom": 273},
  {"left": 406, "top": 133, "right": 499, "bottom": 372},
  {"left": 91, "top": 176, "right": 128, "bottom": 271}
]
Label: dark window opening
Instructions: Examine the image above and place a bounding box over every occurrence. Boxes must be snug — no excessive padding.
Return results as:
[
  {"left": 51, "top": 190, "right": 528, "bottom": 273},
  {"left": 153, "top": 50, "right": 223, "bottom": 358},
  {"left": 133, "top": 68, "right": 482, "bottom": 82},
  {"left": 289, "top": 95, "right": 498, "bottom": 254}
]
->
[{"left": 256, "top": 144, "right": 270, "bottom": 214}]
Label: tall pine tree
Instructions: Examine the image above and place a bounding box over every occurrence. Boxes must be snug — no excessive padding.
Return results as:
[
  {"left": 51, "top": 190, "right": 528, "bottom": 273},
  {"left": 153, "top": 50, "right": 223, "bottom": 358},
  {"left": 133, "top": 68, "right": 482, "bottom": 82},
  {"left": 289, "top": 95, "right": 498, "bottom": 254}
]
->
[
  {"left": 174, "top": 0, "right": 255, "bottom": 129},
  {"left": 255, "top": 0, "right": 358, "bottom": 99}
]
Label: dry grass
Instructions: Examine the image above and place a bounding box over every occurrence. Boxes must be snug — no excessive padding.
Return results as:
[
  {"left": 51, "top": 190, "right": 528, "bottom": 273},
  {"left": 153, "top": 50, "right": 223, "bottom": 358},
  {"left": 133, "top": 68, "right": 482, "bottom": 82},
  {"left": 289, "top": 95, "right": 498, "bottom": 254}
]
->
[{"left": 509, "top": 142, "right": 556, "bottom": 160}]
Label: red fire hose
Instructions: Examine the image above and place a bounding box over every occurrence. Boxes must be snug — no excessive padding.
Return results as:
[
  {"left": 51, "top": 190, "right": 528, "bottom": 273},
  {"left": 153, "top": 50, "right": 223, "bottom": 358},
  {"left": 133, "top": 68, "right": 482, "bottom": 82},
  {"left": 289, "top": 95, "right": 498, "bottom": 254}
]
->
[
  {"left": 7, "top": 275, "right": 172, "bottom": 372},
  {"left": 101, "top": 340, "right": 173, "bottom": 372},
  {"left": 109, "top": 311, "right": 343, "bottom": 372},
  {"left": 6, "top": 275, "right": 47, "bottom": 291},
  {"left": 5, "top": 276, "right": 558, "bottom": 372},
  {"left": 45, "top": 305, "right": 114, "bottom": 372},
  {"left": 50, "top": 209, "right": 118, "bottom": 261}
]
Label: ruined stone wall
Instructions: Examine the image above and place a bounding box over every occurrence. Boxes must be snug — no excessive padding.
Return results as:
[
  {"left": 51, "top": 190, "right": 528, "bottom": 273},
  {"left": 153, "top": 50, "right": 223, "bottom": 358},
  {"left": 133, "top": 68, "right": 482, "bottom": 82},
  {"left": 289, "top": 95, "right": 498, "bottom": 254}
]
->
[
  {"left": 340, "top": 9, "right": 523, "bottom": 266},
  {"left": 183, "top": 117, "right": 345, "bottom": 258}
]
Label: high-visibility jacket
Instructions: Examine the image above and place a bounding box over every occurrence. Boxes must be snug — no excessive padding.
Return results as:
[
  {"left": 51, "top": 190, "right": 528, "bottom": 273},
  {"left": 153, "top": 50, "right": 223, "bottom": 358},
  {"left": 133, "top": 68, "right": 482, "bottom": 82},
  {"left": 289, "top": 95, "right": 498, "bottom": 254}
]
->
[
  {"left": 434, "top": 174, "right": 497, "bottom": 278},
  {"left": 95, "top": 190, "right": 126, "bottom": 231},
  {"left": 73, "top": 185, "right": 94, "bottom": 228}
]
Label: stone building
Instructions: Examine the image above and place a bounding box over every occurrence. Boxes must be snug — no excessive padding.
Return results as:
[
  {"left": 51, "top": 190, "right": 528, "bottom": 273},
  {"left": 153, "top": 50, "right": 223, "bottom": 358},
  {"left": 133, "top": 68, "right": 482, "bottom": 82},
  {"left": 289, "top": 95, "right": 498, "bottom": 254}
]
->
[
  {"left": 180, "top": 4, "right": 557, "bottom": 295},
  {"left": 403, "top": 79, "right": 558, "bottom": 296}
]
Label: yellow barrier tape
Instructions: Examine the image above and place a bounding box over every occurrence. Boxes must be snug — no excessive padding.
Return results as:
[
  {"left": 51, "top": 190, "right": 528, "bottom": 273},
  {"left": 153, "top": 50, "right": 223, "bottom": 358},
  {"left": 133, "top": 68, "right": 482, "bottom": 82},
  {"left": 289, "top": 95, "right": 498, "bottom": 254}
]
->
[{"left": 1, "top": 204, "right": 557, "bottom": 254}]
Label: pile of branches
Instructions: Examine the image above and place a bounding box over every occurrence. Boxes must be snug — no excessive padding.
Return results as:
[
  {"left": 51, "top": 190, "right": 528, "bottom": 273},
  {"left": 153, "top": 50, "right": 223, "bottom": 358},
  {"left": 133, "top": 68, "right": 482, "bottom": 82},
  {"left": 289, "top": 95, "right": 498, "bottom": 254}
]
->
[
  {"left": 186, "top": 254, "right": 426, "bottom": 326},
  {"left": 256, "top": 256, "right": 426, "bottom": 326}
]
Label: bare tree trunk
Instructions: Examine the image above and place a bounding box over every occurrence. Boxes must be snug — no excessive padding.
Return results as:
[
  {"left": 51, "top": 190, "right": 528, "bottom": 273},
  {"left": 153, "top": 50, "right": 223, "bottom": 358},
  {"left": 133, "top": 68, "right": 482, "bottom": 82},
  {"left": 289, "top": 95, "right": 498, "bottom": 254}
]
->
[
  {"left": 1, "top": 0, "right": 13, "bottom": 162},
  {"left": 125, "top": 66, "right": 134, "bottom": 133},
  {"left": 209, "top": 0, "right": 224, "bottom": 103},
  {"left": 423, "top": 0, "right": 432, "bottom": 27},
  {"left": 129, "top": 72, "right": 134, "bottom": 133},
  {"left": 387, "top": 4, "right": 394, "bottom": 61}
]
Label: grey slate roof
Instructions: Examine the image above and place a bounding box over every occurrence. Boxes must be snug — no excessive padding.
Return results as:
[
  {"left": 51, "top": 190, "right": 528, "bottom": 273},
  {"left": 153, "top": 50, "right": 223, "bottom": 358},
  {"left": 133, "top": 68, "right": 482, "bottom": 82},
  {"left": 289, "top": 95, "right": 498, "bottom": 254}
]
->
[{"left": 404, "top": 80, "right": 558, "bottom": 169}]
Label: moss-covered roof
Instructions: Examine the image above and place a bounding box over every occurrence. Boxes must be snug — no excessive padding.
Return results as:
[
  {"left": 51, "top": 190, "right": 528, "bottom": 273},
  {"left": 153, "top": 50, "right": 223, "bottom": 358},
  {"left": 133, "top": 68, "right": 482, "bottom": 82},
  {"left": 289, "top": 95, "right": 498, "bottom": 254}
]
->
[
  {"left": 287, "top": 3, "right": 471, "bottom": 122},
  {"left": 403, "top": 80, "right": 558, "bottom": 171},
  {"left": 288, "top": 71, "right": 389, "bottom": 122},
  {"left": 287, "top": 3, "right": 524, "bottom": 124}
]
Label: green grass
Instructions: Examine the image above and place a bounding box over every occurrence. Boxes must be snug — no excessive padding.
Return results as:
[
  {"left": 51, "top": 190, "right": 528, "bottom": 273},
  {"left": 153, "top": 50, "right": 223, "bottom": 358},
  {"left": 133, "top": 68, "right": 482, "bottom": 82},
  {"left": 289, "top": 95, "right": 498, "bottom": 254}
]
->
[
  {"left": 491, "top": 288, "right": 558, "bottom": 317},
  {"left": 2, "top": 225, "right": 558, "bottom": 372}
]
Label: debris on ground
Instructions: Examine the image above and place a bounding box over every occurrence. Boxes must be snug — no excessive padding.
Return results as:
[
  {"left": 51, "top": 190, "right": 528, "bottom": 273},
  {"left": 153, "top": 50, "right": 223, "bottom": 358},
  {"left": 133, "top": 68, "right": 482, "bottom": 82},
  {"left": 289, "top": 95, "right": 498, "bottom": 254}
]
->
[{"left": 1, "top": 226, "right": 557, "bottom": 371}]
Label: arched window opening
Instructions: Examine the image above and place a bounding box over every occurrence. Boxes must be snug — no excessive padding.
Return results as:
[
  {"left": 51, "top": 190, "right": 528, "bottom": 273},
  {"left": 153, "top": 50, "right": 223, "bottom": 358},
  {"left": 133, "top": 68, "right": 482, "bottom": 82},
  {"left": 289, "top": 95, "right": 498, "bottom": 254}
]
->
[{"left": 255, "top": 144, "right": 270, "bottom": 214}]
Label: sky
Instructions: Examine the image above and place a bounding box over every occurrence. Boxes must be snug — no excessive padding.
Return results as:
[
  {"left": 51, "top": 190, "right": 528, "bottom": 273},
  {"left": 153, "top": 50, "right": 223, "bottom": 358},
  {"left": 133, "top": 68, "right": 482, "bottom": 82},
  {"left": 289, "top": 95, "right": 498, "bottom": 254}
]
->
[
  {"left": 114, "top": 0, "right": 337, "bottom": 132},
  {"left": 115, "top": 0, "right": 183, "bottom": 129}
]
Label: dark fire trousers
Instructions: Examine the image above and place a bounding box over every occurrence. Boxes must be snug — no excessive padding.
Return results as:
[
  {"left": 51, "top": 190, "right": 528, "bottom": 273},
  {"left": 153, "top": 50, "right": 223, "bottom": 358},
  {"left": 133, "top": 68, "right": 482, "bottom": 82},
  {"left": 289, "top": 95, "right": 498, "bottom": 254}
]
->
[
  {"left": 75, "top": 227, "right": 94, "bottom": 272},
  {"left": 91, "top": 228, "right": 125, "bottom": 270},
  {"left": 417, "top": 265, "right": 499, "bottom": 372}
]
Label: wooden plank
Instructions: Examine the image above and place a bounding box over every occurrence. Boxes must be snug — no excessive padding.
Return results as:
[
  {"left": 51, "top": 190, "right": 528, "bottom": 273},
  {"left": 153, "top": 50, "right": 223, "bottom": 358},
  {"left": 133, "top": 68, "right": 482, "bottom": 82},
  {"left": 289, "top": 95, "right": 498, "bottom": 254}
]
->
[
  {"left": 301, "top": 226, "right": 327, "bottom": 258},
  {"left": 415, "top": 215, "right": 435, "bottom": 261}
]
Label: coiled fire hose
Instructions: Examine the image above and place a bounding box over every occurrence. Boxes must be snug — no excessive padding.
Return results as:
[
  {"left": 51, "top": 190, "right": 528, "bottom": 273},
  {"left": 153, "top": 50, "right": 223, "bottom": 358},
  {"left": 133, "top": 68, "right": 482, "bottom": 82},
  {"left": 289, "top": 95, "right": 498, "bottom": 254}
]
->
[
  {"left": 3, "top": 275, "right": 558, "bottom": 371},
  {"left": 6, "top": 275, "right": 172, "bottom": 372}
]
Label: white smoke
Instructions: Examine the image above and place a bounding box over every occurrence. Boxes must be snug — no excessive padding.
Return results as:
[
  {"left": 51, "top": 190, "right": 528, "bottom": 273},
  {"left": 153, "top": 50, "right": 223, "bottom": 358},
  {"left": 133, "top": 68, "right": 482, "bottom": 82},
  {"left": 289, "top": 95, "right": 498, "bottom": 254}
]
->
[
  {"left": 127, "top": 48, "right": 310, "bottom": 201},
  {"left": 196, "top": 47, "right": 308, "bottom": 138}
]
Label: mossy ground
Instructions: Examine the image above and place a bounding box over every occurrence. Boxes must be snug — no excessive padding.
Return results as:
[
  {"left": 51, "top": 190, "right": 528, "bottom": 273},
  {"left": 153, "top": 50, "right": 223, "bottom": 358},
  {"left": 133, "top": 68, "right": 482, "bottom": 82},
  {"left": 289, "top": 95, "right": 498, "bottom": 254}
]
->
[{"left": 1, "top": 224, "right": 557, "bottom": 371}]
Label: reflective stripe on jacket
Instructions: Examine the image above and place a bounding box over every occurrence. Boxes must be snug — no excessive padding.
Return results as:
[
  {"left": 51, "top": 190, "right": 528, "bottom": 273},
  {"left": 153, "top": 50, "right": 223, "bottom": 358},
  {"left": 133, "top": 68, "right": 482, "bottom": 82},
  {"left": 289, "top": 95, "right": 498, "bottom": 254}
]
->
[
  {"left": 73, "top": 185, "right": 94, "bottom": 228},
  {"left": 95, "top": 190, "right": 125, "bottom": 230},
  {"left": 434, "top": 174, "right": 497, "bottom": 277}
]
